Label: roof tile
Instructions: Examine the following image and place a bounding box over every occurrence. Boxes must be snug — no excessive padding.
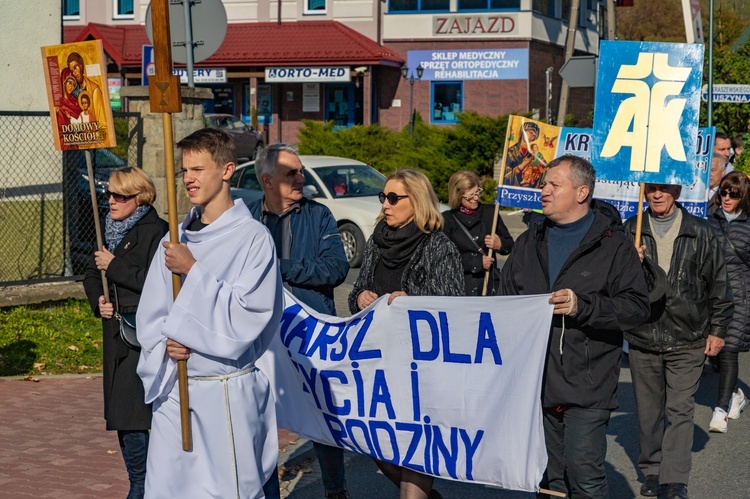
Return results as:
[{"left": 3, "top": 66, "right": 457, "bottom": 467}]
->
[{"left": 66, "top": 21, "right": 403, "bottom": 68}]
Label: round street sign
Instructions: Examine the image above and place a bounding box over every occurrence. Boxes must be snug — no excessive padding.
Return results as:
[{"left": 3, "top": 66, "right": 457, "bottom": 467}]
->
[{"left": 145, "top": 0, "right": 227, "bottom": 64}]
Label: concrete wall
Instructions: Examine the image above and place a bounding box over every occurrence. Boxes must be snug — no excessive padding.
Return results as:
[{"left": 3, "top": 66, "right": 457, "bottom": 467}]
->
[
  {"left": 0, "top": 1, "right": 63, "bottom": 193},
  {"left": 0, "top": 1, "right": 61, "bottom": 112}
]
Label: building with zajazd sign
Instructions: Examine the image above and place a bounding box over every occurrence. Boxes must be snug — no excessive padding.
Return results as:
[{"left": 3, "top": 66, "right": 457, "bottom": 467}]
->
[{"left": 64, "top": 0, "right": 606, "bottom": 143}]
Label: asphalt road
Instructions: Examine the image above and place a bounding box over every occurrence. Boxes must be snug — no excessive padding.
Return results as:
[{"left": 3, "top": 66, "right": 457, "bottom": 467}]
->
[
  {"left": 285, "top": 211, "right": 750, "bottom": 498},
  {"left": 283, "top": 353, "right": 750, "bottom": 498}
]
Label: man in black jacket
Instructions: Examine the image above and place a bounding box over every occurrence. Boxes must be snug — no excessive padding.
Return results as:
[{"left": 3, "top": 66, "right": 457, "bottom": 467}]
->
[
  {"left": 500, "top": 155, "right": 650, "bottom": 498},
  {"left": 624, "top": 184, "right": 732, "bottom": 499}
]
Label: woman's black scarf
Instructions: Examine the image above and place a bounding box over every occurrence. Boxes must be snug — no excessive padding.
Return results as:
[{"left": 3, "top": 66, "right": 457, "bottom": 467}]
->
[{"left": 372, "top": 219, "right": 427, "bottom": 269}]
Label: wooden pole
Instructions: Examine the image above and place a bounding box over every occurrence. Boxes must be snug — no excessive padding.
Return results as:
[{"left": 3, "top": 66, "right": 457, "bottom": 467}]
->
[
  {"left": 634, "top": 182, "right": 646, "bottom": 248},
  {"left": 481, "top": 202, "right": 500, "bottom": 296},
  {"left": 84, "top": 150, "right": 109, "bottom": 302},
  {"left": 539, "top": 488, "right": 566, "bottom": 497},
  {"left": 149, "top": 0, "right": 191, "bottom": 451},
  {"left": 481, "top": 116, "right": 520, "bottom": 295}
]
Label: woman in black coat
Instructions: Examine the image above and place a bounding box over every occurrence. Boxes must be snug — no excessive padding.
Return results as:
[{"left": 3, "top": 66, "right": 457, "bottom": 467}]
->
[
  {"left": 442, "top": 171, "right": 513, "bottom": 295},
  {"left": 349, "top": 169, "right": 463, "bottom": 499},
  {"left": 708, "top": 171, "right": 750, "bottom": 433},
  {"left": 83, "top": 167, "right": 168, "bottom": 498}
]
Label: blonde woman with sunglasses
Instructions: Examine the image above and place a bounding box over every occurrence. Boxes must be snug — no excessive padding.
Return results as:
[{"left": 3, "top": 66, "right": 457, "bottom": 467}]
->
[
  {"left": 82, "top": 166, "right": 168, "bottom": 498},
  {"left": 348, "top": 169, "right": 463, "bottom": 499}
]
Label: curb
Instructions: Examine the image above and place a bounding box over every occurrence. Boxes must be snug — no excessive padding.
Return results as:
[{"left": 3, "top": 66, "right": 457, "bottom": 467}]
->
[
  {"left": 0, "top": 372, "right": 103, "bottom": 382},
  {"left": 279, "top": 438, "right": 315, "bottom": 468}
]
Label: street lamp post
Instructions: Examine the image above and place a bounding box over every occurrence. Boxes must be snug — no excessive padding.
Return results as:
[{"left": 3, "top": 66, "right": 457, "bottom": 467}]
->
[{"left": 401, "top": 63, "right": 424, "bottom": 136}]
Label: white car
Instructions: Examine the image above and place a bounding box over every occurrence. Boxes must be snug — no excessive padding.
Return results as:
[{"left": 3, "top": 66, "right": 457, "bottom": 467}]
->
[{"left": 230, "top": 155, "right": 386, "bottom": 267}]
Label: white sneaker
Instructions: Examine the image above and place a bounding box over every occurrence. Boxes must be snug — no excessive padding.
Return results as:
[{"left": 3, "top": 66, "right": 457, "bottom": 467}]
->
[
  {"left": 729, "top": 388, "right": 746, "bottom": 420},
  {"left": 710, "top": 407, "right": 728, "bottom": 433}
]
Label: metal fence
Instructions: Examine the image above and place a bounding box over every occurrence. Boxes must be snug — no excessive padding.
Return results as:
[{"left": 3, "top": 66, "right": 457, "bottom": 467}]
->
[{"left": 0, "top": 111, "right": 143, "bottom": 285}]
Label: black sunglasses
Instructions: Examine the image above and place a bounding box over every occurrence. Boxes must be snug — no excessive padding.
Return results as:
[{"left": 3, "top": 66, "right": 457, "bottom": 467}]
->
[
  {"left": 719, "top": 189, "right": 742, "bottom": 200},
  {"left": 378, "top": 192, "right": 409, "bottom": 205},
  {"left": 106, "top": 190, "right": 136, "bottom": 203}
]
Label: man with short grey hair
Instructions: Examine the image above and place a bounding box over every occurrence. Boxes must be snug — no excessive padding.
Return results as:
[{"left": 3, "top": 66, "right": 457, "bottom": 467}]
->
[
  {"left": 708, "top": 153, "right": 726, "bottom": 203},
  {"left": 500, "top": 155, "right": 650, "bottom": 497},
  {"left": 249, "top": 144, "right": 351, "bottom": 499}
]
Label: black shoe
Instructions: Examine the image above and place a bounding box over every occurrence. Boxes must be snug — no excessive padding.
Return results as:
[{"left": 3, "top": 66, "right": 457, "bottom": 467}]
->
[
  {"left": 665, "top": 483, "right": 688, "bottom": 499},
  {"left": 325, "top": 491, "right": 350, "bottom": 499},
  {"left": 639, "top": 474, "right": 660, "bottom": 496}
]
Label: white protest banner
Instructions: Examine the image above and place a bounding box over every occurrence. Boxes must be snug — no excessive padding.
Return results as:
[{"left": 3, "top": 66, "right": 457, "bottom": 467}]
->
[{"left": 257, "top": 291, "right": 553, "bottom": 492}]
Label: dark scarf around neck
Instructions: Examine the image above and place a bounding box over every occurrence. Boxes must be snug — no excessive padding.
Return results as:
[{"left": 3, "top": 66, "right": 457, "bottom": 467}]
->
[
  {"left": 105, "top": 204, "right": 151, "bottom": 250},
  {"left": 372, "top": 219, "right": 427, "bottom": 269}
]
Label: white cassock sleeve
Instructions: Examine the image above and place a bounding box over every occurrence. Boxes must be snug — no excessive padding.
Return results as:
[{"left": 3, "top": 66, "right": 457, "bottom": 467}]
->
[{"left": 136, "top": 228, "right": 282, "bottom": 404}]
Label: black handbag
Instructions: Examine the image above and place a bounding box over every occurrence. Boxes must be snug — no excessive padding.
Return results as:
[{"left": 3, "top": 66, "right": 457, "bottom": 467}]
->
[{"left": 113, "top": 285, "right": 140, "bottom": 350}]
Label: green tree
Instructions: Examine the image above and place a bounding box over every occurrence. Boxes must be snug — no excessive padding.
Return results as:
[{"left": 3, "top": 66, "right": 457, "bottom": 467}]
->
[
  {"left": 296, "top": 112, "right": 510, "bottom": 202},
  {"left": 442, "top": 111, "right": 509, "bottom": 178},
  {"left": 702, "top": 41, "right": 750, "bottom": 134},
  {"left": 616, "top": 0, "right": 685, "bottom": 42}
]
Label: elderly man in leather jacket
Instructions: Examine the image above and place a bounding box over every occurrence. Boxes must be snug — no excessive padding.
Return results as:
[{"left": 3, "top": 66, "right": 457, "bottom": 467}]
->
[{"left": 624, "top": 183, "right": 733, "bottom": 499}]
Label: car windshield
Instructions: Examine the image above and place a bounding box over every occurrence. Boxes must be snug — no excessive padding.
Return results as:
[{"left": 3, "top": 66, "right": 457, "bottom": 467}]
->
[
  {"left": 231, "top": 165, "right": 261, "bottom": 190},
  {"left": 314, "top": 164, "right": 385, "bottom": 198}
]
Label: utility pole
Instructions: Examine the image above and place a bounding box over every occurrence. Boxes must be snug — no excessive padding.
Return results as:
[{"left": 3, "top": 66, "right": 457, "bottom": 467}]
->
[{"left": 557, "top": 0, "right": 581, "bottom": 126}]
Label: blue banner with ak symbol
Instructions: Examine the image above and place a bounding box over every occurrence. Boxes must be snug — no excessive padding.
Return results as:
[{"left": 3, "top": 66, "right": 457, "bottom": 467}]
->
[{"left": 592, "top": 41, "right": 704, "bottom": 185}]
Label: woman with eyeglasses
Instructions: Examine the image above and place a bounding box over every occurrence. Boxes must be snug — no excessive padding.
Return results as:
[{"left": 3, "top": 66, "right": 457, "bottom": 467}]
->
[
  {"left": 707, "top": 171, "right": 750, "bottom": 433},
  {"left": 348, "top": 169, "right": 463, "bottom": 499},
  {"left": 442, "top": 171, "right": 514, "bottom": 296},
  {"left": 83, "top": 167, "right": 168, "bottom": 498}
]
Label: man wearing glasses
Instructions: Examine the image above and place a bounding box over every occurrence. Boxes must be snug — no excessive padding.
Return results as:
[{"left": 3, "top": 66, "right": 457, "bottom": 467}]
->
[
  {"left": 248, "top": 144, "right": 351, "bottom": 499},
  {"left": 624, "top": 183, "right": 732, "bottom": 499}
]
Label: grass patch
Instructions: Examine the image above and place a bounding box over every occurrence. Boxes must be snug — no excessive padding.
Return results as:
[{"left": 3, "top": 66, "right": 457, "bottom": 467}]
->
[
  {"left": 0, "top": 299, "right": 103, "bottom": 376},
  {"left": 0, "top": 198, "right": 65, "bottom": 281}
]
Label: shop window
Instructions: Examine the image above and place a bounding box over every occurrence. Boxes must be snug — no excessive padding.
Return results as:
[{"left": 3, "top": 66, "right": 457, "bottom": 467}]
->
[
  {"left": 431, "top": 82, "right": 463, "bottom": 124},
  {"left": 389, "top": 0, "right": 449, "bottom": 13},
  {"left": 114, "top": 0, "right": 134, "bottom": 19},
  {"left": 305, "top": 0, "right": 327, "bottom": 14},
  {"left": 458, "top": 0, "right": 520, "bottom": 11},
  {"left": 532, "top": 0, "right": 555, "bottom": 17},
  {"left": 63, "top": 0, "right": 80, "bottom": 18}
]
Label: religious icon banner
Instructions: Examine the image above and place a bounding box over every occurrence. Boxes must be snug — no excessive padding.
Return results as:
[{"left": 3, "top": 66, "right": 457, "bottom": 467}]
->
[
  {"left": 41, "top": 39, "right": 116, "bottom": 151},
  {"left": 497, "top": 115, "right": 560, "bottom": 209}
]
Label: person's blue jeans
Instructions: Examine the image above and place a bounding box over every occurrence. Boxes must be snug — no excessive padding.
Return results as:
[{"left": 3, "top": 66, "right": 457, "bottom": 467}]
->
[
  {"left": 117, "top": 430, "right": 149, "bottom": 499},
  {"left": 313, "top": 442, "right": 347, "bottom": 494},
  {"left": 262, "top": 442, "right": 346, "bottom": 498},
  {"left": 540, "top": 406, "right": 611, "bottom": 498}
]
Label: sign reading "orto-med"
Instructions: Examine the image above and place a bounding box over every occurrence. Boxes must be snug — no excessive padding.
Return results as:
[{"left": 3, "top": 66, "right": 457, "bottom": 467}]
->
[{"left": 265, "top": 67, "right": 351, "bottom": 83}]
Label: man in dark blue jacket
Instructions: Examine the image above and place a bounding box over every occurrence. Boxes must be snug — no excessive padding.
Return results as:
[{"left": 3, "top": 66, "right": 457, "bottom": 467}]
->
[
  {"left": 500, "top": 155, "right": 650, "bottom": 498},
  {"left": 249, "top": 144, "right": 350, "bottom": 499}
]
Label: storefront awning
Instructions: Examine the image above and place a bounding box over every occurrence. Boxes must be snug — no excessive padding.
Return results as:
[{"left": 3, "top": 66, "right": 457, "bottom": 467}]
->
[{"left": 65, "top": 21, "right": 404, "bottom": 69}]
